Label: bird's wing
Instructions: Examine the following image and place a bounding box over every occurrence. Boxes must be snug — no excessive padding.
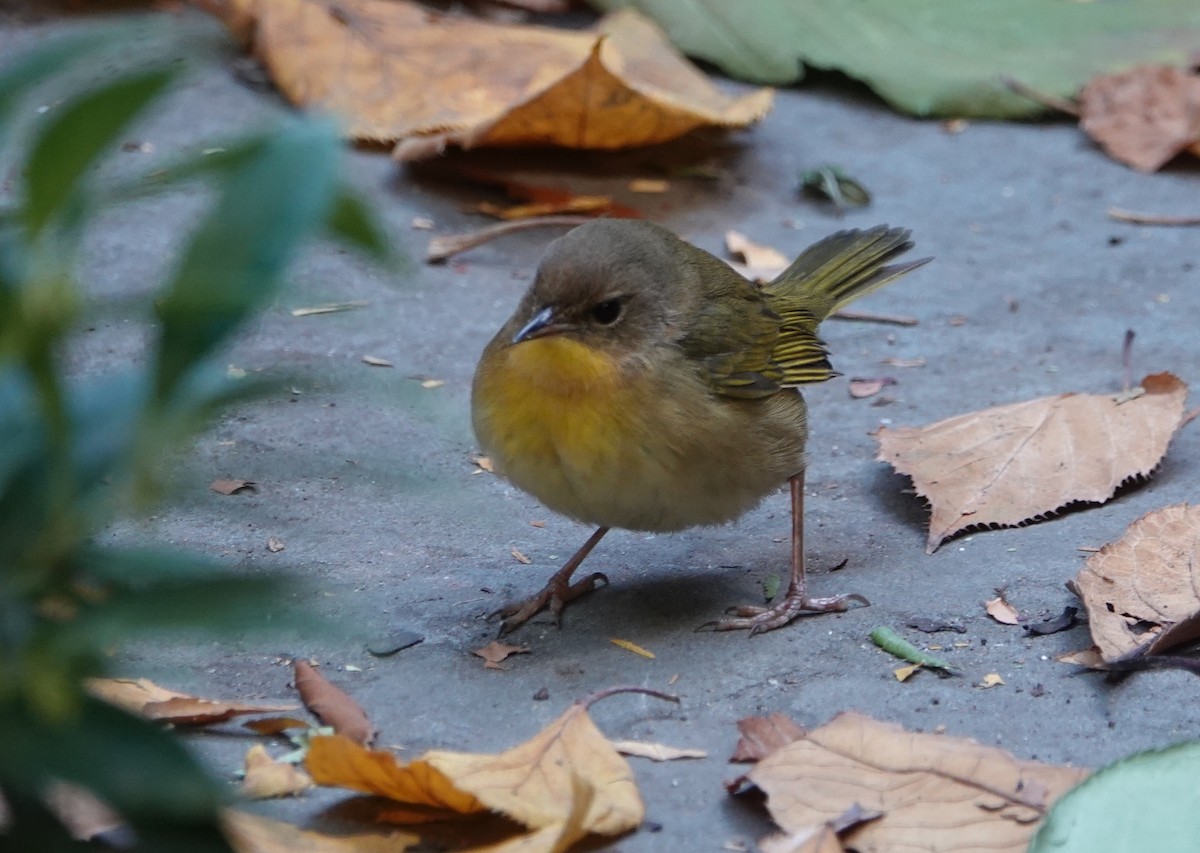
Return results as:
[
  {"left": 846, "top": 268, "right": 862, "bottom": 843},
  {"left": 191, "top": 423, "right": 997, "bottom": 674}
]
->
[{"left": 675, "top": 271, "right": 792, "bottom": 400}]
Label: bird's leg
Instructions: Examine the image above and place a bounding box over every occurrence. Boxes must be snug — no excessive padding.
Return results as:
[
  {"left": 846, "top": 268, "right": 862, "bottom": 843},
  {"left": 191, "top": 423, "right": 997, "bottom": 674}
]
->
[
  {"left": 492, "top": 526, "right": 610, "bottom": 636},
  {"left": 701, "top": 473, "right": 868, "bottom": 635}
]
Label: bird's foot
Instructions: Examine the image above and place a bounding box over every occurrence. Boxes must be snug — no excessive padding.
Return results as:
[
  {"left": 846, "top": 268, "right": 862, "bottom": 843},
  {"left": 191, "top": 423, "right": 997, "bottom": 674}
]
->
[
  {"left": 698, "top": 591, "right": 869, "bottom": 636},
  {"left": 491, "top": 572, "right": 609, "bottom": 637}
]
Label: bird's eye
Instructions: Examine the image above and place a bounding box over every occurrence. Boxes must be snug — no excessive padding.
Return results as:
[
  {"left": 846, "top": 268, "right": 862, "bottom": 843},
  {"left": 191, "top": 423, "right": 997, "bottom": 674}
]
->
[{"left": 589, "top": 298, "right": 623, "bottom": 326}]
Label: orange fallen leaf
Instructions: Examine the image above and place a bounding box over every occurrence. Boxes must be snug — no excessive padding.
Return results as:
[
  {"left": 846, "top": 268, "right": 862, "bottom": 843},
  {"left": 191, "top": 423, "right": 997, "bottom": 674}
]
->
[
  {"left": 86, "top": 678, "right": 295, "bottom": 726},
  {"left": 876, "top": 372, "right": 1188, "bottom": 552},
  {"left": 223, "top": 809, "right": 419, "bottom": 852},
  {"left": 474, "top": 640, "right": 531, "bottom": 670},
  {"left": 609, "top": 740, "right": 706, "bottom": 761},
  {"left": 210, "top": 478, "right": 256, "bottom": 495},
  {"left": 1079, "top": 66, "right": 1200, "bottom": 172},
  {"left": 294, "top": 660, "right": 376, "bottom": 745},
  {"left": 307, "top": 690, "right": 661, "bottom": 847},
  {"left": 986, "top": 593, "right": 1021, "bottom": 625},
  {"left": 216, "top": 1, "right": 771, "bottom": 160},
  {"left": 241, "top": 745, "right": 314, "bottom": 799},
  {"left": 741, "top": 712, "right": 1087, "bottom": 853},
  {"left": 730, "top": 713, "right": 808, "bottom": 763},
  {"left": 1073, "top": 503, "right": 1200, "bottom": 662},
  {"left": 243, "top": 716, "right": 311, "bottom": 736}
]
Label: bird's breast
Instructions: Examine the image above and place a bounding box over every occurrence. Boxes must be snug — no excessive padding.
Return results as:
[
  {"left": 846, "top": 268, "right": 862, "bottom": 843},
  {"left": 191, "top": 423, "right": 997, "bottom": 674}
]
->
[{"left": 472, "top": 336, "right": 805, "bottom": 532}]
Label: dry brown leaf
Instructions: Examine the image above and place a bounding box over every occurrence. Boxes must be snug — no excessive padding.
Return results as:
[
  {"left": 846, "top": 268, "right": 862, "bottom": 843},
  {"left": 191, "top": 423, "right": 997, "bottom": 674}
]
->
[
  {"left": 876, "top": 372, "right": 1188, "bottom": 553},
  {"left": 511, "top": 548, "right": 532, "bottom": 565},
  {"left": 760, "top": 825, "right": 846, "bottom": 853},
  {"left": 731, "top": 713, "right": 808, "bottom": 763},
  {"left": 985, "top": 594, "right": 1021, "bottom": 625},
  {"left": 610, "top": 740, "right": 707, "bottom": 761},
  {"left": 1079, "top": 66, "right": 1200, "bottom": 172},
  {"left": 744, "top": 712, "right": 1088, "bottom": 853},
  {"left": 266, "top": 536, "right": 285, "bottom": 552},
  {"left": 1073, "top": 503, "right": 1200, "bottom": 662},
  {"left": 241, "top": 745, "right": 314, "bottom": 799},
  {"left": 210, "top": 478, "right": 256, "bottom": 495},
  {"left": 725, "top": 230, "right": 789, "bottom": 279},
  {"left": 294, "top": 660, "right": 377, "bottom": 745},
  {"left": 474, "top": 640, "right": 530, "bottom": 670},
  {"left": 44, "top": 781, "right": 123, "bottom": 842},
  {"left": 217, "top": 1, "right": 771, "bottom": 160},
  {"left": 848, "top": 377, "right": 896, "bottom": 399},
  {"left": 224, "top": 809, "right": 419, "bottom": 853},
  {"left": 307, "top": 700, "right": 643, "bottom": 843},
  {"left": 628, "top": 178, "right": 669, "bottom": 193},
  {"left": 86, "top": 678, "right": 295, "bottom": 726},
  {"left": 979, "top": 673, "right": 1005, "bottom": 688}
]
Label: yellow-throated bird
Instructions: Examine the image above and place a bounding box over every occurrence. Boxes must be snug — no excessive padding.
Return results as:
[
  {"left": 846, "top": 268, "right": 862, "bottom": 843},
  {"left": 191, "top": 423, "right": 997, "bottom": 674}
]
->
[{"left": 472, "top": 219, "right": 928, "bottom": 635}]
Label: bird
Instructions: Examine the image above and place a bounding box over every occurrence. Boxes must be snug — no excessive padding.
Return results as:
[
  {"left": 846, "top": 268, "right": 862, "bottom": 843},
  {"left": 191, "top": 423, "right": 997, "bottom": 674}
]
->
[{"left": 471, "top": 219, "right": 928, "bottom": 635}]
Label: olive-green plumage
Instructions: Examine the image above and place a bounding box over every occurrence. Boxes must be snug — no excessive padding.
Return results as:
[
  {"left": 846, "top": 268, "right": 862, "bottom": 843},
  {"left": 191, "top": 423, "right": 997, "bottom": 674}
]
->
[{"left": 471, "top": 219, "right": 928, "bottom": 635}]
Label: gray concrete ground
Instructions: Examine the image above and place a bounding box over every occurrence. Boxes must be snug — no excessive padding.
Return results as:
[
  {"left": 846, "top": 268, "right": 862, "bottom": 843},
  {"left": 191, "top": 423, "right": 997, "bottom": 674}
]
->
[{"left": 7, "top": 6, "right": 1200, "bottom": 850}]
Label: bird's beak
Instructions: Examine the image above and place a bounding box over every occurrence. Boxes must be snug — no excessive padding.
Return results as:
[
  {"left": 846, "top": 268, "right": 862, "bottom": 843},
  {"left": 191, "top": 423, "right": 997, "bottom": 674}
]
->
[{"left": 512, "top": 306, "right": 572, "bottom": 343}]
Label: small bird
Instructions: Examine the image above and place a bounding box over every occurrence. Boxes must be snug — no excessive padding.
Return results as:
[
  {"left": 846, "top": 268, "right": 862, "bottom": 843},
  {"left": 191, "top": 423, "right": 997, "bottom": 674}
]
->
[{"left": 472, "top": 219, "right": 928, "bottom": 635}]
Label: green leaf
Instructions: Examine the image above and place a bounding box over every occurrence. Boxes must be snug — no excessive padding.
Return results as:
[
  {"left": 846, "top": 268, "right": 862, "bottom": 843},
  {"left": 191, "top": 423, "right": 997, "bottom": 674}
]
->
[
  {"left": 0, "top": 29, "right": 110, "bottom": 143},
  {"left": 326, "top": 186, "right": 400, "bottom": 266},
  {"left": 0, "top": 695, "right": 225, "bottom": 821},
  {"left": 1030, "top": 740, "right": 1200, "bottom": 853},
  {"left": 24, "top": 67, "right": 178, "bottom": 237},
  {"left": 154, "top": 118, "right": 342, "bottom": 395},
  {"left": 590, "top": 0, "right": 1200, "bottom": 118}
]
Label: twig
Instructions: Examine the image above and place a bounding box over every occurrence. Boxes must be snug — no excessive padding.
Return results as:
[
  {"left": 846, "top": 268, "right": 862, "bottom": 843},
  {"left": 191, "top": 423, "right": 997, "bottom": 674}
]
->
[
  {"left": 1107, "top": 207, "right": 1200, "bottom": 227},
  {"left": 426, "top": 215, "right": 595, "bottom": 263},
  {"left": 1000, "top": 76, "right": 1079, "bottom": 117},
  {"left": 579, "top": 685, "right": 681, "bottom": 710},
  {"left": 828, "top": 309, "right": 919, "bottom": 327}
]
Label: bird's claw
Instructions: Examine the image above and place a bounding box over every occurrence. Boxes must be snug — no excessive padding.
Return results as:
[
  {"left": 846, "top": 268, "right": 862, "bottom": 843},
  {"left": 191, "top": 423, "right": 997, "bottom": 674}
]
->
[{"left": 492, "top": 571, "right": 609, "bottom": 637}]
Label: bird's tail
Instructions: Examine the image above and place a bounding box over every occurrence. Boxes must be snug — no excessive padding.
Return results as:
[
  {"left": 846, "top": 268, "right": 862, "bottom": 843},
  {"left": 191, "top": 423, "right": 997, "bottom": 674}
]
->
[{"left": 762, "top": 225, "right": 930, "bottom": 387}]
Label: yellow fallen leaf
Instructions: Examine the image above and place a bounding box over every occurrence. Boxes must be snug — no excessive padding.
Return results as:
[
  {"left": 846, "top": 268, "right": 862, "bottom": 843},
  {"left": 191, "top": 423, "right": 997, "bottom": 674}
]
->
[
  {"left": 893, "top": 664, "right": 921, "bottom": 682},
  {"left": 628, "top": 178, "right": 669, "bottom": 193},
  {"left": 216, "top": 1, "right": 771, "bottom": 159},
  {"left": 980, "top": 673, "right": 1005, "bottom": 688},
  {"left": 307, "top": 697, "right": 645, "bottom": 840},
  {"left": 86, "top": 678, "right": 295, "bottom": 726},
  {"left": 609, "top": 638, "right": 655, "bottom": 659},
  {"left": 241, "top": 745, "right": 313, "bottom": 799},
  {"left": 223, "top": 809, "right": 419, "bottom": 852}
]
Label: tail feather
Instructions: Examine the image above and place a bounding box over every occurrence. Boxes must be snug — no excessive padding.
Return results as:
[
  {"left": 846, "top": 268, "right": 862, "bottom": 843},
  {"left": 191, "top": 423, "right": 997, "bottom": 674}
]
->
[
  {"left": 762, "top": 225, "right": 930, "bottom": 387},
  {"left": 763, "top": 225, "right": 929, "bottom": 320}
]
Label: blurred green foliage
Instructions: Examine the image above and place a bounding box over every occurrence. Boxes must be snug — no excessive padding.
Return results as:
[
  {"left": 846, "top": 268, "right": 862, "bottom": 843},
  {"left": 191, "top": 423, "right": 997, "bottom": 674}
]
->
[{"left": 0, "top": 22, "right": 392, "bottom": 850}]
